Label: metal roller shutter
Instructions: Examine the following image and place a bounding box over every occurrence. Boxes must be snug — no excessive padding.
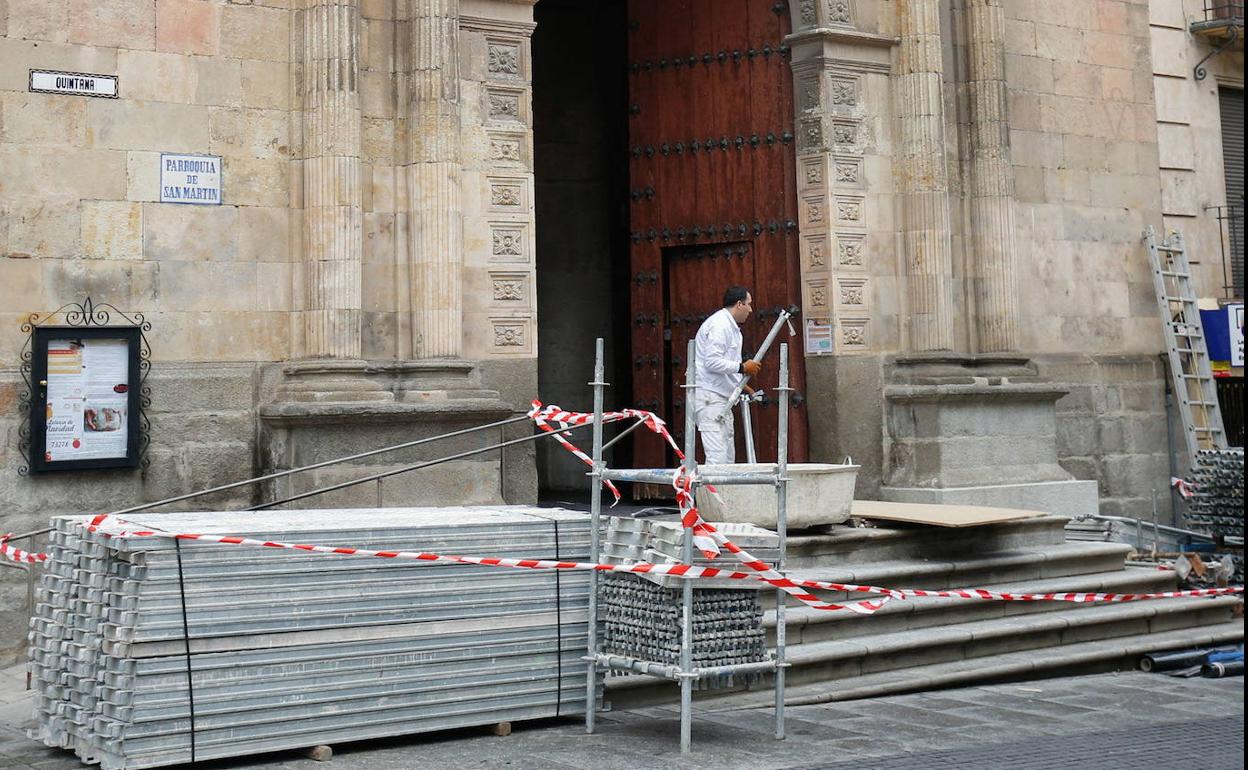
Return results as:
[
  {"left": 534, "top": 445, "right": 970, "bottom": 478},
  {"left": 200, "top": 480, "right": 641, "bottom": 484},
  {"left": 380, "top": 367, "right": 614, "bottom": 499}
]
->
[{"left": 1219, "top": 87, "right": 1243, "bottom": 297}]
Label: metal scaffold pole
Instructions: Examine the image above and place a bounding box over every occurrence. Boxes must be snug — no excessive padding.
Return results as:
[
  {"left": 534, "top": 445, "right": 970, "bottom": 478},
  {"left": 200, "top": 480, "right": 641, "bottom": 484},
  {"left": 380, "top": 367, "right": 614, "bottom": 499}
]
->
[
  {"left": 585, "top": 338, "right": 606, "bottom": 735},
  {"left": 775, "top": 343, "right": 790, "bottom": 740},
  {"left": 680, "top": 338, "right": 698, "bottom": 754}
]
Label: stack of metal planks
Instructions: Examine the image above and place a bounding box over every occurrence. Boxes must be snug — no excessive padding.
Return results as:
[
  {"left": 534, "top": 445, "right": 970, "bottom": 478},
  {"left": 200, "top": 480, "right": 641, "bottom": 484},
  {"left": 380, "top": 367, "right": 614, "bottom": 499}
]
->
[{"left": 27, "top": 507, "right": 599, "bottom": 770}]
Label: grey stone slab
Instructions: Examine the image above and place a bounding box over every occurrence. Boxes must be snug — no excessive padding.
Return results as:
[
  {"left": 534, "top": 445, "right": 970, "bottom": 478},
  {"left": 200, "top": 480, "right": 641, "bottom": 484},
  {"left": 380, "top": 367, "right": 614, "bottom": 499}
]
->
[
  {"left": 943, "top": 691, "right": 1102, "bottom": 720},
  {"left": 837, "top": 700, "right": 992, "bottom": 729},
  {"left": 786, "top": 715, "right": 1246, "bottom": 770},
  {"left": 690, "top": 708, "right": 870, "bottom": 742}
]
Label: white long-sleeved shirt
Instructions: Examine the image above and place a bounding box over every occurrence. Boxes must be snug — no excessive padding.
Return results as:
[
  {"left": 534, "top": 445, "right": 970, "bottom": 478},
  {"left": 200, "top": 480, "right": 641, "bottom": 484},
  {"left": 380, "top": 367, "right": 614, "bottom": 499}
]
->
[{"left": 694, "top": 308, "right": 745, "bottom": 398}]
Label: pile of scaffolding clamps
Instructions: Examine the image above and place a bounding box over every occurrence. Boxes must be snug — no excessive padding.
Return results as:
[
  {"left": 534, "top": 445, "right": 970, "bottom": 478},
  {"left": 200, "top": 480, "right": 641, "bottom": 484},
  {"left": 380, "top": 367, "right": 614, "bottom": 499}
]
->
[{"left": 27, "top": 507, "right": 599, "bottom": 770}]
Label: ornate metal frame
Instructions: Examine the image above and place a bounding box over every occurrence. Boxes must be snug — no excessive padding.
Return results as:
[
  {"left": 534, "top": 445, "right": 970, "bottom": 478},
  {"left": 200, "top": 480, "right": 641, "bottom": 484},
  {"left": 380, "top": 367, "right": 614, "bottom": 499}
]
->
[{"left": 17, "top": 298, "right": 152, "bottom": 475}]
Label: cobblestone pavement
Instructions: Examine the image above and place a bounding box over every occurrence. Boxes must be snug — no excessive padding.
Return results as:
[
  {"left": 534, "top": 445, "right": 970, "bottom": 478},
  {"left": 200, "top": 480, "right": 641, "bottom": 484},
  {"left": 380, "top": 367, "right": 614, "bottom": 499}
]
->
[{"left": 1, "top": 663, "right": 1242, "bottom": 770}]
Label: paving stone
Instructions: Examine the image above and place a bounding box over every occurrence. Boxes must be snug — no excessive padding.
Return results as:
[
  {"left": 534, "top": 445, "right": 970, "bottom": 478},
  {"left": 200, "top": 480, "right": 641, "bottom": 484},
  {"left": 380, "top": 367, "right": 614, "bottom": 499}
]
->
[{"left": 790, "top": 715, "right": 1246, "bottom": 770}]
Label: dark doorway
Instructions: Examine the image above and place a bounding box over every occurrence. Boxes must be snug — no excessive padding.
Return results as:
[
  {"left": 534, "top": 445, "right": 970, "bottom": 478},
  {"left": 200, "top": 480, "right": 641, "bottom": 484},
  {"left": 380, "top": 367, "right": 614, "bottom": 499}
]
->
[{"left": 533, "top": 0, "right": 631, "bottom": 496}]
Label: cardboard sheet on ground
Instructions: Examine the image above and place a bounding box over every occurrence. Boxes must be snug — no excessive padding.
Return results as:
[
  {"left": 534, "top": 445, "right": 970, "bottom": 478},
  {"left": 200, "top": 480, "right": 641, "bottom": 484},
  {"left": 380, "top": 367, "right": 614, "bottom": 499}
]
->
[{"left": 851, "top": 500, "right": 1045, "bottom": 528}]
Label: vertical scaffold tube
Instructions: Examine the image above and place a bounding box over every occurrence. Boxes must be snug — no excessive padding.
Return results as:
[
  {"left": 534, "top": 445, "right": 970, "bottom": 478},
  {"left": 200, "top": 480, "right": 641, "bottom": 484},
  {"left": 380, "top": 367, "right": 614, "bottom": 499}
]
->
[
  {"left": 680, "top": 338, "right": 698, "bottom": 754},
  {"left": 775, "top": 343, "right": 789, "bottom": 739},
  {"left": 585, "top": 338, "right": 606, "bottom": 733}
]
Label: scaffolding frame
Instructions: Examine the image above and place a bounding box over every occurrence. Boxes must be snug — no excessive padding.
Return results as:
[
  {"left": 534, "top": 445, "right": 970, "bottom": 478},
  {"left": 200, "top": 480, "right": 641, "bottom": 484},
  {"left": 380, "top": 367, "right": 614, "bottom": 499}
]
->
[{"left": 582, "top": 336, "right": 791, "bottom": 753}]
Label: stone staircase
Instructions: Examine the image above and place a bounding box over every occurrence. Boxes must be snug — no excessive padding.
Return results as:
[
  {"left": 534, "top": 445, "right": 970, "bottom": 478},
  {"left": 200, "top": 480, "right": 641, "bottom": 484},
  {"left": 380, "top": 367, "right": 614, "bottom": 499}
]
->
[{"left": 605, "top": 514, "right": 1244, "bottom": 709}]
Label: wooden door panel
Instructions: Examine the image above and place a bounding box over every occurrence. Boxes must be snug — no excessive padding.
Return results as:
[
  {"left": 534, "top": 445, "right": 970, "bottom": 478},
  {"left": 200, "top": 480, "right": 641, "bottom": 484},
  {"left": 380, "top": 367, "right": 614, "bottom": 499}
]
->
[{"left": 628, "top": 0, "right": 808, "bottom": 472}]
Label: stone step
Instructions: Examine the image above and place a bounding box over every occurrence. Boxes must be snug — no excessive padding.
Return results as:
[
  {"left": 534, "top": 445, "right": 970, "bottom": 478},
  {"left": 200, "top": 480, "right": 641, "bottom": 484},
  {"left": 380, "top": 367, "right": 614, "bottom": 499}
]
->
[
  {"left": 709, "top": 618, "right": 1246, "bottom": 709},
  {"left": 767, "top": 567, "right": 1181, "bottom": 645},
  {"left": 604, "top": 594, "right": 1242, "bottom": 709},
  {"left": 759, "top": 541, "right": 1135, "bottom": 610},
  {"left": 785, "top": 514, "right": 1071, "bottom": 568},
  {"left": 781, "top": 595, "right": 1241, "bottom": 683}
]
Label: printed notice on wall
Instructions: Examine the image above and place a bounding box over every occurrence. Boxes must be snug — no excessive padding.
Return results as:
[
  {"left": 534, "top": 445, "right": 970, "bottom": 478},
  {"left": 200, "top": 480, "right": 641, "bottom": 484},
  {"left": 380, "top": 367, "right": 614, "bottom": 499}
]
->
[
  {"left": 160, "top": 153, "right": 222, "bottom": 205},
  {"left": 1230, "top": 303, "right": 1244, "bottom": 368},
  {"left": 805, "top": 318, "right": 835, "bottom": 355},
  {"left": 44, "top": 338, "right": 130, "bottom": 462}
]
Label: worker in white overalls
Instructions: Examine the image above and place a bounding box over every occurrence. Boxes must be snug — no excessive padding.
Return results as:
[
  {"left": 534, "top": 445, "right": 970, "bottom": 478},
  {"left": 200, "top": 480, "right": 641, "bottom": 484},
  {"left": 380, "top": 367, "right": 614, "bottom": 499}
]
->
[{"left": 693, "top": 286, "right": 762, "bottom": 465}]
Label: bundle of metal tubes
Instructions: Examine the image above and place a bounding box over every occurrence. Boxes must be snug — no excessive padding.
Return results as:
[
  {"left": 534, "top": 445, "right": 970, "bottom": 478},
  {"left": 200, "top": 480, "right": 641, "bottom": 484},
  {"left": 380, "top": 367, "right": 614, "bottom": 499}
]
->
[
  {"left": 27, "top": 508, "right": 599, "bottom": 770},
  {"left": 599, "top": 574, "right": 769, "bottom": 690},
  {"left": 1184, "top": 448, "right": 1245, "bottom": 582},
  {"left": 597, "top": 516, "right": 773, "bottom": 690}
]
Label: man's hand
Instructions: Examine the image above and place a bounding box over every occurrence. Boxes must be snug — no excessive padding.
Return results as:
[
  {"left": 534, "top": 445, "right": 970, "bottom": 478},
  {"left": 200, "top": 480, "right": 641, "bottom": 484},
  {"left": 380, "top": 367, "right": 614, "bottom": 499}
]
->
[
  {"left": 741, "top": 359, "right": 762, "bottom": 377},
  {"left": 743, "top": 383, "right": 755, "bottom": 396}
]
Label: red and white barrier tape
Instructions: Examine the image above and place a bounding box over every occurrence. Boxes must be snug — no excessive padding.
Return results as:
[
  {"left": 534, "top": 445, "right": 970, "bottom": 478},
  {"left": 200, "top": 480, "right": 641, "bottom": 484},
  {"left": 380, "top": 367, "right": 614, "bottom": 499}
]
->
[
  {"left": 0, "top": 534, "right": 48, "bottom": 564},
  {"left": 1171, "top": 476, "right": 1195, "bottom": 500},
  {"left": 71, "top": 516, "right": 1241, "bottom": 614},
  {"left": 527, "top": 403, "right": 1244, "bottom": 613}
]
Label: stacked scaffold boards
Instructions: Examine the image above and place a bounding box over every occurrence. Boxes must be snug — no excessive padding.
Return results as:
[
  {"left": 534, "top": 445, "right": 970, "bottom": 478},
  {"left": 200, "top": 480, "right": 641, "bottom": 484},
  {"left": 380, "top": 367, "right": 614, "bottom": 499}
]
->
[
  {"left": 599, "top": 516, "right": 776, "bottom": 689},
  {"left": 1184, "top": 448, "right": 1246, "bottom": 583},
  {"left": 27, "top": 508, "right": 599, "bottom": 770}
]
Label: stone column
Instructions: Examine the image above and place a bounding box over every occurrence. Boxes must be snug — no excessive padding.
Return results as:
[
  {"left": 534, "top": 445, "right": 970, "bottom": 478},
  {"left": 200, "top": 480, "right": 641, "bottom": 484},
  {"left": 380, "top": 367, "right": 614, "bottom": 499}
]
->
[
  {"left": 406, "top": 0, "right": 463, "bottom": 359},
  {"left": 965, "top": 0, "right": 1020, "bottom": 353},
  {"left": 302, "top": 0, "right": 364, "bottom": 359},
  {"left": 894, "top": 0, "right": 955, "bottom": 352}
]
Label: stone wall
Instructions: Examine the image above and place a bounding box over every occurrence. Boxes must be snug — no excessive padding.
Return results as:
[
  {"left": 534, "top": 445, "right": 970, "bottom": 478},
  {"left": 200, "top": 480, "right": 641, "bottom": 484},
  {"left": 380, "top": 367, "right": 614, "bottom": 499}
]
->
[
  {"left": 1039, "top": 353, "right": 1177, "bottom": 522},
  {"left": 0, "top": 0, "right": 294, "bottom": 363},
  {"left": 1001, "top": 0, "right": 1166, "bottom": 356},
  {"left": 1148, "top": 0, "right": 1244, "bottom": 300}
]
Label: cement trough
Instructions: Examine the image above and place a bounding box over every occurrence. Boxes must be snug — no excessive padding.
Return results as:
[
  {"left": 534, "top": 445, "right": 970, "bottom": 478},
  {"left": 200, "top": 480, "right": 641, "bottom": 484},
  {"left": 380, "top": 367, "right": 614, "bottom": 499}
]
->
[{"left": 696, "top": 463, "right": 859, "bottom": 530}]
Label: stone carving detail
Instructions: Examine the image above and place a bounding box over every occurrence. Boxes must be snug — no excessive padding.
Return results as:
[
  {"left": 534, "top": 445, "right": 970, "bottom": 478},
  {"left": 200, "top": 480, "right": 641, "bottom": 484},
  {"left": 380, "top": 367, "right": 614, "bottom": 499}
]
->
[
  {"left": 832, "top": 122, "right": 857, "bottom": 145},
  {"left": 831, "top": 79, "right": 857, "bottom": 106},
  {"left": 494, "top": 322, "right": 525, "bottom": 347},
  {"left": 493, "top": 278, "right": 524, "bottom": 301},
  {"left": 492, "top": 229, "right": 523, "bottom": 257},
  {"left": 803, "top": 82, "right": 820, "bottom": 110},
  {"left": 836, "top": 199, "right": 862, "bottom": 222},
  {"left": 838, "top": 238, "right": 864, "bottom": 266},
  {"left": 808, "top": 240, "right": 827, "bottom": 267},
  {"left": 803, "top": 121, "right": 823, "bottom": 148},
  {"left": 840, "top": 282, "right": 865, "bottom": 305},
  {"left": 827, "top": 0, "right": 852, "bottom": 24},
  {"left": 488, "top": 92, "right": 521, "bottom": 120},
  {"left": 835, "top": 160, "right": 860, "bottom": 184},
  {"left": 490, "top": 183, "right": 522, "bottom": 206},
  {"left": 490, "top": 139, "right": 521, "bottom": 161},
  {"left": 842, "top": 323, "right": 866, "bottom": 346},
  {"left": 807, "top": 200, "right": 825, "bottom": 224},
  {"left": 488, "top": 44, "right": 520, "bottom": 76},
  {"left": 799, "top": 0, "right": 817, "bottom": 25},
  {"left": 810, "top": 284, "right": 828, "bottom": 307},
  {"left": 805, "top": 164, "right": 823, "bottom": 185}
]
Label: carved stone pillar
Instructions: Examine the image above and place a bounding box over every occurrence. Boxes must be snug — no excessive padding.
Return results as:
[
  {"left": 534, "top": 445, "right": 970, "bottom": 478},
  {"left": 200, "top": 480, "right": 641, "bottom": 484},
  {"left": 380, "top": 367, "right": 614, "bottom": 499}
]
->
[
  {"left": 965, "top": 0, "right": 1020, "bottom": 353},
  {"left": 894, "top": 0, "right": 955, "bottom": 352},
  {"left": 302, "top": 0, "right": 364, "bottom": 360},
  {"left": 406, "top": 0, "right": 463, "bottom": 359}
]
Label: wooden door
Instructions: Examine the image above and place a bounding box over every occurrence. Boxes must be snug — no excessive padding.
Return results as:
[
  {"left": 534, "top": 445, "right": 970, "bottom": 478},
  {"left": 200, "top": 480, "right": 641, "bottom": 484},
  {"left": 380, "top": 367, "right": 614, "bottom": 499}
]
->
[{"left": 628, "top": 0, "right": 808, "bottom": 469}]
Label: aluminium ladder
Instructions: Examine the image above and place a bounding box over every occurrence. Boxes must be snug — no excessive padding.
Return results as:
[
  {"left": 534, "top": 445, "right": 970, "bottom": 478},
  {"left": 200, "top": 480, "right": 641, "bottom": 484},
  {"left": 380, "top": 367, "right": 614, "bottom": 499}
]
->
[{"left": 1144, "top": 226, "right": 1228, "bottom": 459}]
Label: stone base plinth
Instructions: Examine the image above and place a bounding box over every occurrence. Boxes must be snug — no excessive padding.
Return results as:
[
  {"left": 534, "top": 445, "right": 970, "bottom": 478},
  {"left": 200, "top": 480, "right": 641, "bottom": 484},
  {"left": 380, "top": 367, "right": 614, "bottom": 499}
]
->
[
  {"left": 259, "top": 360, "right": 517, "bottom": 509},
  {"left": 882, "top": 353, "right": 1100, "bottom": 518},
  {"left": 879, "top": 479, "right": 1100, "bottom": 518}
]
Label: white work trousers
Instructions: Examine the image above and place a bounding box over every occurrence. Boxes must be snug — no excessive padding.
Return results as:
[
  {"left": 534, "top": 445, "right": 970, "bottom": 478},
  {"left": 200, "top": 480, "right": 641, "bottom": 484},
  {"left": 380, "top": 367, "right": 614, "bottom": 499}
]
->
[{"left": 694, "top": 391, "right": 735, "bottom": 465}]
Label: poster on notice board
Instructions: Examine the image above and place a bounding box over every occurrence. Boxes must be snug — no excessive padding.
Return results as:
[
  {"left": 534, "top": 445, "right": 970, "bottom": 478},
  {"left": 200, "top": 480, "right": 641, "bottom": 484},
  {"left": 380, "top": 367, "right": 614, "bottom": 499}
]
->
[{"left": 32, "top": 328, "right": 141, "bottom": 472}]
